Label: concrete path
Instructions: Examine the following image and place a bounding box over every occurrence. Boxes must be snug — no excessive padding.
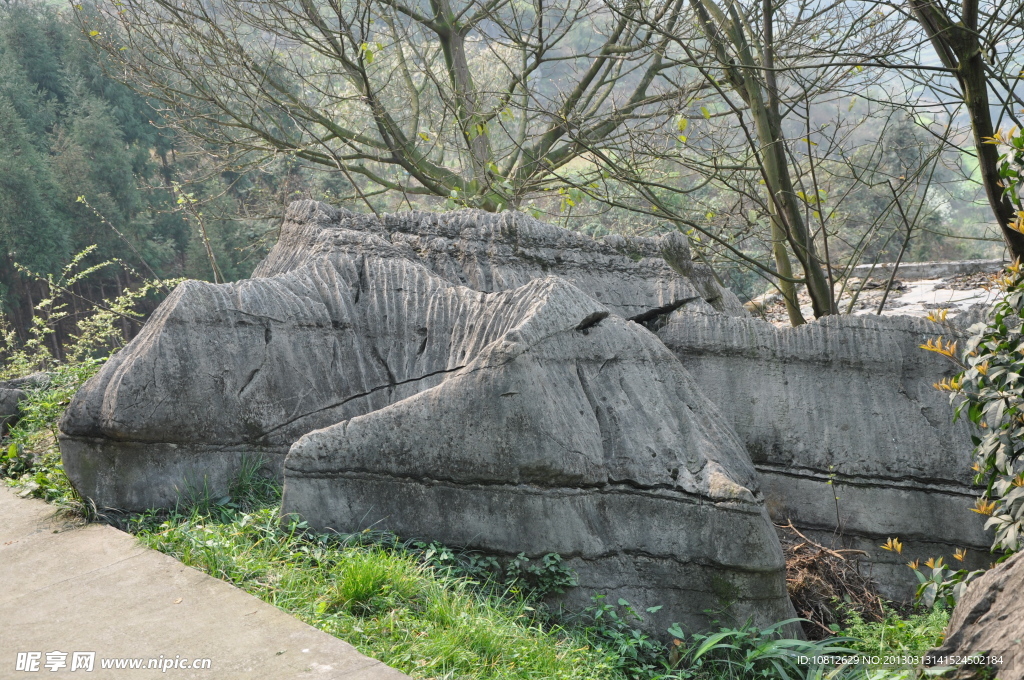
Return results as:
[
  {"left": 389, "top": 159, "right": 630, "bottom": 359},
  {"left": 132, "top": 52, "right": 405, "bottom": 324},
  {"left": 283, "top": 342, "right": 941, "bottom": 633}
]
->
[{"left": 0, "top": 486, "right": 410, "bottom": 679}]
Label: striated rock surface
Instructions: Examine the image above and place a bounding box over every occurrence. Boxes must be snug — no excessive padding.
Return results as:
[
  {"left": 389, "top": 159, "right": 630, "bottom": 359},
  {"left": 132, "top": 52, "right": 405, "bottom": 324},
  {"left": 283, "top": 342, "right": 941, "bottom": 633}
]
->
[
  {"left": 254, "top": 201, "right": 747, "bottom": 318},
  {"left": 283, "top": 276, "right": 795, "bottom": 634},
  {"left": 926, "top": 551, "right": 1024, "bottom": 679},
  {"left": 658, "top": 306, "right": 988, "bottom": 598}
]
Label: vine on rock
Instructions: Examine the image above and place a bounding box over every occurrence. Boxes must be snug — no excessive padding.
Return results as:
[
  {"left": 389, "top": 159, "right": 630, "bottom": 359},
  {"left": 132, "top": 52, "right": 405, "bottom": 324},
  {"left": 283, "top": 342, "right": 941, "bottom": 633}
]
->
[{"left": 911, "top": 125, "right": 1024, "bottom": 605}]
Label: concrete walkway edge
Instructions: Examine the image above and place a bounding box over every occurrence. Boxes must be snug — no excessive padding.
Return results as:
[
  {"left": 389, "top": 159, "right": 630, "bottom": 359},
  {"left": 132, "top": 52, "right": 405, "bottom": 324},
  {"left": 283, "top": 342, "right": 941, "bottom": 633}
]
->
[{"left": 0, "top": 486, "right": 410, "bottom": 679}]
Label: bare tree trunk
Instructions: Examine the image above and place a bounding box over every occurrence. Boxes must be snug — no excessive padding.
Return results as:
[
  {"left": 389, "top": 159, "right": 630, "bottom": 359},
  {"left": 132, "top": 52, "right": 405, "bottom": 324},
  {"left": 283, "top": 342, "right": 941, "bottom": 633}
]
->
[
  {"left": 770, "top": 217, "right": 806, "bottom": 325},
  {"left": 689, "top": 0, "right": 834, "bottom": 319},
  {"left": 907, "top": 0, "right": 1024, "bottom": 259}
]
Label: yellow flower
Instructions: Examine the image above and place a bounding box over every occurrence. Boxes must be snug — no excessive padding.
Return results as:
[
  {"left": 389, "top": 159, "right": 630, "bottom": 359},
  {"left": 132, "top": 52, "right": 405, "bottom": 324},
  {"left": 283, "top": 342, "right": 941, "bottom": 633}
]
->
[
  {"left": 924, "top": 557, "right": 945, "bottom": 569},
  {"left": 880, "top": 537, "right": 903, "bottom": 554},
  {"left": 920, "top": 337, "right": 958, "bottom": 359},
  {"left": 977, "top": 361, "right": 990, "bottom": 376},
  {"left": 907, "top": 560, "right": 920, "bottom": 570},
  {"left": 953, "top": 548, "right": 967, "bottom": 562},
  {"left": 1013, "top": 213, "right": 1024, "bottom": 235},
  {"left": 927, "top": 309, "right": 949, "bottom": 323},
  {"left": 934, "top": 376, "right": 964, "bottom": 392},
  {"left": 984, "top": 127, "right": 1020, "bottom": 145},
  {"left": 971, "top": 498, "right": 997, "bottom": 516}
]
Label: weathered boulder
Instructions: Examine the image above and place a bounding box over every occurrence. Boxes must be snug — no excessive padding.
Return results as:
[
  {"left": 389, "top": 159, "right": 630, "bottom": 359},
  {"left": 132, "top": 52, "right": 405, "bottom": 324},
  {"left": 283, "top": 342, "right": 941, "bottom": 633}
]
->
[
  {"left": 282, "top": 275, "right": 795, "bottom": 635},
  {"left": 0, "top": 386, "right": 26, "bottom": 432},
  {"left": 58, "top": 202, "right": 742, "bottom": 512},
  {"left": 0, "top": 372, "right": 46, "bottom": 433},
  {"left": 658, "top": 306, "right": 988, "bottom": 598},
  {"left": 926, "top": 552, "right": 1024, "bottom": 679}
]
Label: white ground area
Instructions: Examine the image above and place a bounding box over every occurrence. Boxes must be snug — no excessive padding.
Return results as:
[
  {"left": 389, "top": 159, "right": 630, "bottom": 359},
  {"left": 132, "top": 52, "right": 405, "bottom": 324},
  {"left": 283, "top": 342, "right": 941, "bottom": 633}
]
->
[{"left": 753, "top": 260, "right": 1005, "bottom": 326}]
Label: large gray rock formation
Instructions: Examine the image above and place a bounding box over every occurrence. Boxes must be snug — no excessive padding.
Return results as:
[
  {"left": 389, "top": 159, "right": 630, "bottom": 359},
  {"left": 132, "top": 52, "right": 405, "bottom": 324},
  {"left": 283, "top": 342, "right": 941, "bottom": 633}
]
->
[
  {"left": 283, "top": 275, "right": 794, "bottom": 635},
  {"left": 926, "top": 551, "right": 1024, "bottom": 679},
  {"left": 59, "top": 200, "right": 794, "bottom": 635},
  {"left": 58, "top": 201, "right": 741, "bottom": 511},
  {"left": 658, "top": 306, "right": 988, "bottom": 598}
]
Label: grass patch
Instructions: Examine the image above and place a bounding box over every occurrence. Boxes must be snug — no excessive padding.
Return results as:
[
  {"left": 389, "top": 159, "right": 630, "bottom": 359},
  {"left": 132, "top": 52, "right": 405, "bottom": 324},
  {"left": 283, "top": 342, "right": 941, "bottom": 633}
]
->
[
  {"left": 839, "top": 606, "right": 950, "bottom": 658},
  {"left": 129, "top": 505, "right": 624, "bottom": 679}
]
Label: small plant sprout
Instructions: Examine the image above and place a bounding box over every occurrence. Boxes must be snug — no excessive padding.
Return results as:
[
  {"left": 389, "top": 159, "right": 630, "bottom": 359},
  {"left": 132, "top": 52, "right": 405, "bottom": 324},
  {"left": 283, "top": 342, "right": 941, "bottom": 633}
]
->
[{"left": 908, "top": 555, "right": 984, "bottom": 610}]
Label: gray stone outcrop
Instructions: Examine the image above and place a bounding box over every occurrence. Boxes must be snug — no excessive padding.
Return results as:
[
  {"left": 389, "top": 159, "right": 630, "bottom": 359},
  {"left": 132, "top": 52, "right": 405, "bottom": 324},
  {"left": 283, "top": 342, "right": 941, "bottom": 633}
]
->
[
  {"left": 58, "top": 201, "right": 794, "bottom": 635},
  {"left": 0, "top": 386, "right": 26, "bottom": 432},
  {"left": 283, "top": 275, "right": 794, "bottom": 635},
  {"left": 59, "top": 198, "right": 990, "bottom": 625},
  {"left": 658, "top": 306, "right": 988, "bottom": 598},
  {"left": 926, "top": 552, "right": 1024, "bottom": 679},
  {"left": 59, "top": 202, "right": 739, "bottom": 511},
  {"left": 0, "top": 372, "right": 46, "bottom": 433}
]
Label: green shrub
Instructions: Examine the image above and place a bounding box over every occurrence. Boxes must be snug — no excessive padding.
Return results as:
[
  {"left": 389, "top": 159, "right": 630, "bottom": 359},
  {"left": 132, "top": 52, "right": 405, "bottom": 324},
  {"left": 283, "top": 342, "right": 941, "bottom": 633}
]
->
[
  {"left": 910, "top": 126, "right": 1024, "bottom": 611},
  {"left": 579, "top": 596, "right": 669, "bottom": 679},
  {"left": 661, "top": 618, "right": 907, "bottom": 680},
  {"left": 0, "top": 248, "right": 177, "bottom": 509}
]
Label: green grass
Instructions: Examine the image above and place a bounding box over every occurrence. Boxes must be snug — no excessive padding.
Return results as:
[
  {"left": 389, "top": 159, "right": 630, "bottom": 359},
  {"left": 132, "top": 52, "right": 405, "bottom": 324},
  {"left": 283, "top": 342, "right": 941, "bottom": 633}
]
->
[
  {"left": 130, "top": 508, "right": 623, "bottom": 679},
  {"left": 839, "top": 607, "right": 949, "bottom": 659}
]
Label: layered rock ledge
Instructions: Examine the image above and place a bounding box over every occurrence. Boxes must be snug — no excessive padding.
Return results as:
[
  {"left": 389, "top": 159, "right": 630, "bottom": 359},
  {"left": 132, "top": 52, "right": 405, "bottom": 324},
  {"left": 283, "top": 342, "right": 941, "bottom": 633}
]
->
[
  {"left": 658, "top": 307, "right": 988, "bottom": 597},
  {"left": 59, "top": 202, "right": 739, "bottom": 510}
]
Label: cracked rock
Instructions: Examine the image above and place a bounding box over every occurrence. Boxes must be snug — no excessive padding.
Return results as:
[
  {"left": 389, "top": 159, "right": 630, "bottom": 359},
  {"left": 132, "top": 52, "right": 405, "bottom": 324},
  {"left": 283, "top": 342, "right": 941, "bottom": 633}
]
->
[
  {"left": 926, "top": 551, "right": 1024, "bottom": 679},
  {"left": 282, "top": 276, "right": 793, "bottom": 635},
  {"left": 59, "top": 202, "right": 743, "bottom": 508}
]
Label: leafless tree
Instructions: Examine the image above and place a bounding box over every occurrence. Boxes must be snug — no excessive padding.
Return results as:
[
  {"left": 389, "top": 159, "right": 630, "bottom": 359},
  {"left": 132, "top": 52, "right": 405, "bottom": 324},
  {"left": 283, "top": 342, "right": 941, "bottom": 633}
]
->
[
  {"left": 81, "top": 0, "right": 1016, "bottom": 325},
  {"left": 543, "top": 0, "right": 951, "bottom": 322},
  {"left": 82, "top": 0, "right": 699, "bottom": 213}
]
